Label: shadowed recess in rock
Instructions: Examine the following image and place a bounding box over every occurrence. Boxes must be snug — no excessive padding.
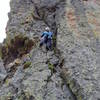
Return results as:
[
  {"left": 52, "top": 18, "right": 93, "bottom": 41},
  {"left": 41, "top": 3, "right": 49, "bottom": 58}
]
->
[{"left": 0, "top": 34, "right": 35, "bottom": 65}]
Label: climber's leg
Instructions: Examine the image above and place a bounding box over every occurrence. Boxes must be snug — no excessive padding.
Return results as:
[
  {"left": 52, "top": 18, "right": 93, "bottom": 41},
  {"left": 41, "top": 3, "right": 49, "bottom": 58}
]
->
[
  {"left": 39, "top": 38, "right": 44, "bottom": 47},
  {"left": 46, "top": 44, "right": 49, "bottom": 51},
  {"left": 45, "top": 39, "right": 48, "bottom": 51},
  {"left": 46, "top": 39, "right": 52, "bottom": 50}
]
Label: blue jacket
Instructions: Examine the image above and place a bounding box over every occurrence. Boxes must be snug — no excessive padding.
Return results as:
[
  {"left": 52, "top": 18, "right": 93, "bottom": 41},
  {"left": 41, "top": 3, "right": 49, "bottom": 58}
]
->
[{"left": 41, "top": 31, "right": 53, "bottom": 39}]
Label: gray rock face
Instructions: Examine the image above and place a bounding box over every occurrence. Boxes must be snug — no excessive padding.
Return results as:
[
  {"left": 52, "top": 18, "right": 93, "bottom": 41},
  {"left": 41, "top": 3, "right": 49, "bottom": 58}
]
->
[
  {"left": 57, "top": 0, "right": 100, "bottom": 99},
  {"left": 0, "top": 49, "right": 74, "bottom": 100},
  {"left": 22, "top": 49, "right": 74, "bottom": 100},
  {"left": 0, "top": 58, "right": 7, "bottom": 82},
  {"left": 0, "top": 0, "right": 100, "bottom": 100}
]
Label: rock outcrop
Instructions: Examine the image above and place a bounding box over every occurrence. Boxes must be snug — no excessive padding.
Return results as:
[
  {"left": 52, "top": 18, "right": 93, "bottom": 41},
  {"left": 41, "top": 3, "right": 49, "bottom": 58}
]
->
[{"left": 0, "top": 0, "right": 100, "bottom": 100}]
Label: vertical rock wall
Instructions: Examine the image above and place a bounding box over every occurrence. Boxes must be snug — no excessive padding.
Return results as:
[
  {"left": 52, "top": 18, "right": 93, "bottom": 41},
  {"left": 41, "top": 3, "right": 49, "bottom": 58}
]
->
[{"left": 57, "top": 0, "right": 100, "bottom": 99}]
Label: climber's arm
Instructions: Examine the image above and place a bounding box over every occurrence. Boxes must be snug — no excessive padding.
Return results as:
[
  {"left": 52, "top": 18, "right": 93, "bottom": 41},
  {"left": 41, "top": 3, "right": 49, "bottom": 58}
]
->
[{"left": 41, "top": 32, "right": 45, "bottom": 37}]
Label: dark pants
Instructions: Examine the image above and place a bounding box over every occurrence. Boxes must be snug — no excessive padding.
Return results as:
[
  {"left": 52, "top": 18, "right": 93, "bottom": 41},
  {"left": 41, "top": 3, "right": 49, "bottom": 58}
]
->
[
  {"left": 40, "top": 37, "right": 48, "bottom": 47},
  {"left": 40, "top": 37, "right": 52, "bottom": 51},
  {"left": 46, "top": 38, "right": 52, "bottom": 50}
]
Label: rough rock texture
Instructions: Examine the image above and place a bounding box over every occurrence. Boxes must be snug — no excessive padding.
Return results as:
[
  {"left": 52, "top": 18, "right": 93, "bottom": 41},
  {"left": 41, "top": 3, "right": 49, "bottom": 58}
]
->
[
  {"left": 0, "top": 0, "right": 100, "bottom": 100},
  {"left": 57, "top": 0, "right": 100, "bottom": 99},
  {"left": 0, "top": 58, "right": 7, "bottom": 83}
]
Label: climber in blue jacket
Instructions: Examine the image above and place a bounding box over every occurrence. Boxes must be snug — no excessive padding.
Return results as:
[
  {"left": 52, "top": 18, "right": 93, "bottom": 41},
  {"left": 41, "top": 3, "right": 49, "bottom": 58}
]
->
[{"left": 39, "top": 27, "right": 53, "bottom": 50}]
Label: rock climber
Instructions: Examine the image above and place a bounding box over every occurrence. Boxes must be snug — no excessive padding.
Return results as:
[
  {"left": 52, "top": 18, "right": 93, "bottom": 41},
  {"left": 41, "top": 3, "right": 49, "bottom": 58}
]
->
[{"left": 39, "top": 27, "right": 53, "bottom": 50}]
